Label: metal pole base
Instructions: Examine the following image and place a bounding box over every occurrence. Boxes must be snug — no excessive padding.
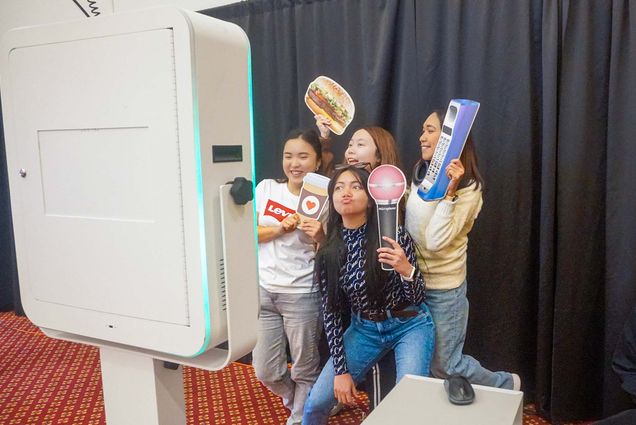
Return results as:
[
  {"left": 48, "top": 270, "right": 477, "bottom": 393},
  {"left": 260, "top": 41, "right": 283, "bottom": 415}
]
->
[{"left": 100, "top": 347, "right": 185, "bottom": 425}]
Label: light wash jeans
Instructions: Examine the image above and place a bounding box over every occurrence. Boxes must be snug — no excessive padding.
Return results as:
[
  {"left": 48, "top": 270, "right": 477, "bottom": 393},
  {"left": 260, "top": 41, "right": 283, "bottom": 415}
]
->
[
  {"left": 252, "top": 287, "right": 322, "bottom": 425},
  {"left": 302, "top": 303, "right": 435, "bottom": 425},
  {"left": 426, "top": 280, "right": 514, "bottom": 389}
]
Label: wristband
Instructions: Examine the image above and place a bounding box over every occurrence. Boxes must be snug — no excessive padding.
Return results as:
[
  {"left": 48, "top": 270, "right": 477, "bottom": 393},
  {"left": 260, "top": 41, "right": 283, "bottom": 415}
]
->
[{"left": 402, "top": 266, "right": 416, "bottom": 281}]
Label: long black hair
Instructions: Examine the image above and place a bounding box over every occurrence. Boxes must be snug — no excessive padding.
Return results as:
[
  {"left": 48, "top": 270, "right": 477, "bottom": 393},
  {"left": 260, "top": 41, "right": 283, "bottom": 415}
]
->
[{"left": 314, "top": 166, "right": 388, "bottom": 313}]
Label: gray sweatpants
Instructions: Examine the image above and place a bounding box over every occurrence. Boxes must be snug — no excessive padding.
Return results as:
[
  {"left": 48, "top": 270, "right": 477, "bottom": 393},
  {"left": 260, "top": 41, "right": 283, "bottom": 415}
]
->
[{"left": 252, "top": 287, "right": 322, "bottom": 425}]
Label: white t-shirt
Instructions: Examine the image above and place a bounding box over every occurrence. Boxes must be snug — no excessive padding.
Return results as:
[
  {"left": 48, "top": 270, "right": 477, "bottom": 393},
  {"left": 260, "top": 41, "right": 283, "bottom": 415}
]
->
[{"left": 255, "top": 179, "right": 317, "bottom": 293}]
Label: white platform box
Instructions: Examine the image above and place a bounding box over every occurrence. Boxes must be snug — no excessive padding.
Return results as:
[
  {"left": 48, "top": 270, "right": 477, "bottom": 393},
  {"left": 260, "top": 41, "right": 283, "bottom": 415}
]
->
[{"left": 363, "top": 375, "right": 523, "bottom": 425}]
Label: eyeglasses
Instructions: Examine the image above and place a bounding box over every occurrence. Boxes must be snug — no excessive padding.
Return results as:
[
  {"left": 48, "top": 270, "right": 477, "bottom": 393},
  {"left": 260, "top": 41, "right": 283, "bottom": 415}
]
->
[{"left": 334, "top": 162, "right": 371, "bottom": 170}]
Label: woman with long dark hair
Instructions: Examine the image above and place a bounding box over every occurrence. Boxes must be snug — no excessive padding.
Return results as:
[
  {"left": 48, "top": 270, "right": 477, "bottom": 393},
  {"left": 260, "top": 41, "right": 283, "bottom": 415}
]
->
[
  {"left": 406, "top": 110, "right": 520, "bottom": 390},
  {"left": 316, "top": 116, "right": 405, "bottom": 415},
  {"left": 302, "top": 165, "right": 435, "bottom": 425}
]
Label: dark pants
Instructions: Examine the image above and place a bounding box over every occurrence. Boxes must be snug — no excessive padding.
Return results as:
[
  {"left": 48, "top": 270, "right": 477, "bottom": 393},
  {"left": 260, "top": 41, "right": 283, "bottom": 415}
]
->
[
  {"left": 593, "top": 409, "right": 636, "bottom": 425},
  {"left": 361, "top": 352, "right": 396, "bottom": 410}
]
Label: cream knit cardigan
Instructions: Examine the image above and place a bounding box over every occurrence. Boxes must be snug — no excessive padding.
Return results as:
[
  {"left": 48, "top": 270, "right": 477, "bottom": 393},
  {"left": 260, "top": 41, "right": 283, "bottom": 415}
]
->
[{"left": 404, "top": 182, "right": 483, "bottom": 291}]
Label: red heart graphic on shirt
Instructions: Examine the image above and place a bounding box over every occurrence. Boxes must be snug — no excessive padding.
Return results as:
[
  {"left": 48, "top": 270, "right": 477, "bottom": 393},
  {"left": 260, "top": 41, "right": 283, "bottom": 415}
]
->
[{"left": 306, "top": 200, "right": 316, "bottom": 210}]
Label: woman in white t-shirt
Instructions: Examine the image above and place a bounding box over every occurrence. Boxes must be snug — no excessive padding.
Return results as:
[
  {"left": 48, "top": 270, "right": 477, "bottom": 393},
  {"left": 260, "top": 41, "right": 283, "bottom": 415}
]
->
[{"left": 253, "top": 129, "right": 326, "bottom": 425}]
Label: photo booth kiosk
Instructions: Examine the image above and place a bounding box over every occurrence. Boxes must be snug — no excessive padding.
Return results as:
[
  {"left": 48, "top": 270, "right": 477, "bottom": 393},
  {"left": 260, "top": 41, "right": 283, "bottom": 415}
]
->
[{"left": 1, "top": 7, "right": 258, "bottom": 424}]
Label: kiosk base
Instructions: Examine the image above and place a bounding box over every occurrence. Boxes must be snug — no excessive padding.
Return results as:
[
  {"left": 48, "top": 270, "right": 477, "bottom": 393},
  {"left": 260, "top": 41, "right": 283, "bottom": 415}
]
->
[{"left": 100, "top": 347, "right": 185, "bottom": 425}]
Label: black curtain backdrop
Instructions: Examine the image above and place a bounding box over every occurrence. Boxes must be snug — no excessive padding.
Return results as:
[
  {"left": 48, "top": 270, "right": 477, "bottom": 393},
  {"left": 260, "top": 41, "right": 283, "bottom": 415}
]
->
[
  {"left": 0, "top": 0, "right": 634, "bottom": 421},
  {"left": 0, "top": 100, "right": 21, "bottom": 314},
  {"left": 201, "top": 0, "right": 636, "bottom": 421},
  {"left": 603, "top": 0, "right": 636, "bottom": 416}
]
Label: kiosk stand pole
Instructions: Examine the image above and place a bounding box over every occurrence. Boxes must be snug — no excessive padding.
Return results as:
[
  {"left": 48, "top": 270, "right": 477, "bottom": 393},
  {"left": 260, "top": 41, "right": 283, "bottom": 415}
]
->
[{"left": 100, "top": 347, "right": 185, "bottom": 425}]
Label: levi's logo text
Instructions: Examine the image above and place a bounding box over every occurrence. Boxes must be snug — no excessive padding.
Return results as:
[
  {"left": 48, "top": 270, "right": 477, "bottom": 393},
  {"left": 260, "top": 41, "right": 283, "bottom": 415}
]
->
[{"left": 264, "top": 200, "right": 295, "bottom": 222}]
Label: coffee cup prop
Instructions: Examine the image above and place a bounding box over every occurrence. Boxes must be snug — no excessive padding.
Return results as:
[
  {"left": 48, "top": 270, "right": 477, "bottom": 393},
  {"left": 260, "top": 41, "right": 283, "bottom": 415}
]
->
[{"left": 296, "top": 173, "right": 331, "bottom": 220}]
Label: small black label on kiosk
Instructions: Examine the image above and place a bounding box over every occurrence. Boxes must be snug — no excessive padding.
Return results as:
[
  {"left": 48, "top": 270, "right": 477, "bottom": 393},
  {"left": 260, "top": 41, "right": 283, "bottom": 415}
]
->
[{"left": 213, "top": 145, "right": 243, "bottom": 163}]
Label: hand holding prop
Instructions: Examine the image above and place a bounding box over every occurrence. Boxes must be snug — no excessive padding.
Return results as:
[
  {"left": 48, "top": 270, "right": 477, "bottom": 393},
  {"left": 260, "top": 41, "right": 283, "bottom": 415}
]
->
[{"left": 417, "top": 99, "right": 480, "bottom": 201}]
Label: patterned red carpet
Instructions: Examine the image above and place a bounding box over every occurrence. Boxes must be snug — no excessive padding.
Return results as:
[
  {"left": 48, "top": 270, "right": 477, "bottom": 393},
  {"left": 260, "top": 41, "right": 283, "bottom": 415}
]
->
[{"left": 0, "top": 312, "right": 588, "bottom": 425}]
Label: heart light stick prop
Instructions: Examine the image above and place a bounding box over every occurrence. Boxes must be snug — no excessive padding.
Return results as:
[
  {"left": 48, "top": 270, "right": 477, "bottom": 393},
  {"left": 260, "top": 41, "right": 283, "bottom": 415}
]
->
[{"left": 368, "top": 165, "right": 407, "bottom": 271}]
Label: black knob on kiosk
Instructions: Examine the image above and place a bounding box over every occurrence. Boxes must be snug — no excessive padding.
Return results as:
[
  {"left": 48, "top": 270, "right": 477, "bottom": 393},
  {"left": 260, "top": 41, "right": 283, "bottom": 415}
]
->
[{"left": 229, "top": 177, "right": 253, "bottom": 205}]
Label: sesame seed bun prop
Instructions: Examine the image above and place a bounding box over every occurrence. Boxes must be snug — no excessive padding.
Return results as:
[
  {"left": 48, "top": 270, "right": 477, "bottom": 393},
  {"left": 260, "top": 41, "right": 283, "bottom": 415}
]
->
[{"left": 304, "top": 76, "right": 355, "bottom": 135}]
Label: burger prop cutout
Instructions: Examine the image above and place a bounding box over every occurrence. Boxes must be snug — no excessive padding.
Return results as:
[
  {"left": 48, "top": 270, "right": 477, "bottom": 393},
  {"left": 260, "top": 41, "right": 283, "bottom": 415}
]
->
[{"left": 305, "top": 76, "right": 355, "bottom": 135}]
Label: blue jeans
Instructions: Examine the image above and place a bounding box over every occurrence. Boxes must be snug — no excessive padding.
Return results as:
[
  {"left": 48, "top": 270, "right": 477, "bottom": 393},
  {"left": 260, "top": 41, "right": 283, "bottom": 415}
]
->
[
  {"left": 426, "top": 280, "right": 514, "bottom": 389},
  {"left": 302, "top": 303, "right": 435, "bottom": 425}
]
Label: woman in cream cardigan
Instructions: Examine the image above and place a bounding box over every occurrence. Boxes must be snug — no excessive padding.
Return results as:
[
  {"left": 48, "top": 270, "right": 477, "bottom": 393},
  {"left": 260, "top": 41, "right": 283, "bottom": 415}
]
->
[{"left": 405, "top": 110, "right": 520, "bottom": 390}]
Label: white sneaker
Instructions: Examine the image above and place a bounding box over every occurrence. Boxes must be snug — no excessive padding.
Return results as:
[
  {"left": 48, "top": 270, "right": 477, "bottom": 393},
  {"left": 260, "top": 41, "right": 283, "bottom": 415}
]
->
[
  {"left": 285, "top": 417, "right": 301, "bottom": 425},
  {"left": 511, "top": 373, "right": 521, "bottom": 391},
  {"left": 329, "top": 402, "right": 344, "bottom": 417}
]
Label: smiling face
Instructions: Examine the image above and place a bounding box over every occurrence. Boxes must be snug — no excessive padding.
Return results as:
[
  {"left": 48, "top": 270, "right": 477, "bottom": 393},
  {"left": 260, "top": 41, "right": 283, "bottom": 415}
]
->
[
  {"left": 419, "top": 112, "right": 442, "bottom": 161},
  {"left": 332, "top": 170, "right": 370, "bottom": 227},
  {"left": 345, "top": 129, "right": 380, "bottom": 168},
  {"left": 283, "top": 137, "right": 320, "bottom": 192}
]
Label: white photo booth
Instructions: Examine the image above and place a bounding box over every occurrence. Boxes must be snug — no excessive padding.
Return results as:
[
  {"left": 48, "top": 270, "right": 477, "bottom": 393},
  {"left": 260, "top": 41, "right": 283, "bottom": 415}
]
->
[{"left": 1, "top": 7, "right": 258, "bottom": 424}]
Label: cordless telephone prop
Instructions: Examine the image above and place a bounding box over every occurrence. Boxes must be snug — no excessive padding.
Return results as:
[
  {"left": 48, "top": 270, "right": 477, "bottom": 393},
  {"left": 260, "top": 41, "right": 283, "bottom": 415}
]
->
[{"left": 417, "top": 99, "right": 480, "bottom": 202}]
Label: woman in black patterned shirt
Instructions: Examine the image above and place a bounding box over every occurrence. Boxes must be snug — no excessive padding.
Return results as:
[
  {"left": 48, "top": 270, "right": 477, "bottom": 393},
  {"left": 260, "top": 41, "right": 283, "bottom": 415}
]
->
[{"left": 302, "top": 165, "right": 435, "bottom": 425}]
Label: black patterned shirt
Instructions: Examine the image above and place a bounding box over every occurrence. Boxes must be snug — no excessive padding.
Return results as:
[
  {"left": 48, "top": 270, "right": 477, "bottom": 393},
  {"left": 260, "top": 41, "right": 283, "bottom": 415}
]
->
[{"left": 321, "top": 224, "right": 426, "bottom": 375}]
